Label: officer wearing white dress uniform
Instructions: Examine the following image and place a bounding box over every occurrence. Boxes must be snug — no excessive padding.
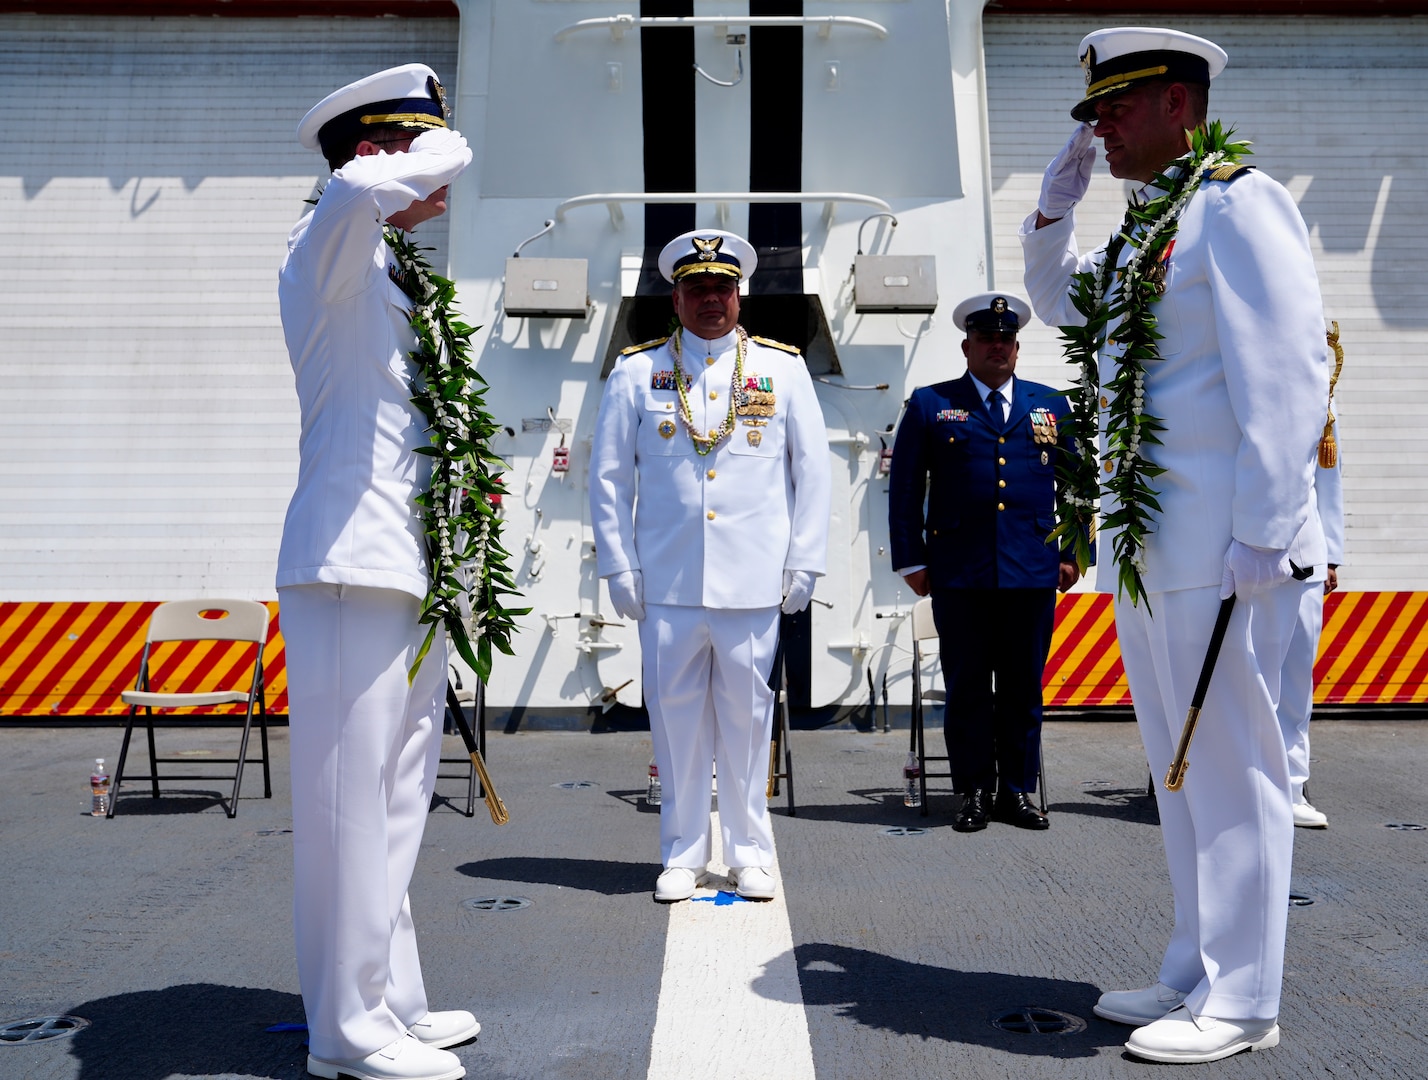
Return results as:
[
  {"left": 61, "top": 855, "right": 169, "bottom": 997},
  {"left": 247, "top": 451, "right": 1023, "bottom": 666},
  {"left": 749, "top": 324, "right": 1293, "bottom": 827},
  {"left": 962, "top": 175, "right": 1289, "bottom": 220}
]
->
[
  {"left": 1282, "top": 426, "right": 1345, "bottom": 829},
  {"left": 589, "top": 229, "right": 831, "bottom": 902},
  {"left": 1020, "top": 28, "right": 1328, "bottom": 1063},
  {"left": 278, "top": 64, "right": 477, "bottom": 1080}
]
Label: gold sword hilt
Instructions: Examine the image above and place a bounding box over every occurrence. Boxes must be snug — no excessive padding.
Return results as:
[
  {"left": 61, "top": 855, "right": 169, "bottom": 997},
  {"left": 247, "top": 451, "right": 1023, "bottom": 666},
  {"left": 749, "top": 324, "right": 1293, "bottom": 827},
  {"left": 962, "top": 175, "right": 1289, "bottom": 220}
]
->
[
  {"left": 1164, "top": 706, "right": 1199, "bottom": 792},
  {"left": 468, "top": 747, "right": 510, "bottom": 825}
]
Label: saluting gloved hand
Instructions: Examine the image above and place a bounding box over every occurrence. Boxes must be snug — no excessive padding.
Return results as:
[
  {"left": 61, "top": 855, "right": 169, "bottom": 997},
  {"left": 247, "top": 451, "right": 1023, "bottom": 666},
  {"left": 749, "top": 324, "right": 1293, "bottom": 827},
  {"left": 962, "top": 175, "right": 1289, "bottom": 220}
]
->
[
  {"left": 607, "top": 569, "right": 645, "bottom": 622},
  {"left": 1220, "top": 539, "right": 1292, "bottom": 600},
  {"left": 409, "top": 126, "right": 470, "bottom": 157},
  {"left": 781, "top": 569, "right": 816, "bottom": 615},
  {"left": 1038, "top": 123, "right": 1097, "bottom": 222}
]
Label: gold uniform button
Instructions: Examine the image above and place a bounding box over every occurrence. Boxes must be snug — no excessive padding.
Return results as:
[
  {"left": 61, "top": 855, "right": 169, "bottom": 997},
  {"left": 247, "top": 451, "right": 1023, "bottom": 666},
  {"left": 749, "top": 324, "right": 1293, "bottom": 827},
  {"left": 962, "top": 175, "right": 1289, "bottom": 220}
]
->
[
  {"left": 1100, "top": 396, "right": 1109, "bottom": 408},
  {"left": 707, "top": 469, "right": 717, "bottom": 479},
  {"left": 706, "top": 356, "right": 716, "bottom": 366},
  {"left": 998, "top": 457, "right": 1006, "bottom": 466},
  {"left": 709, "top": 390, "right": 718, "bottom": 400},
  {"left": 948, "top": 436, "right": 956, "bottom": 444},
  {"left": 998, "top": 479, "right": 1007, "bottom": 488},
  {"left": 707, "top": 511, "right": 716, "bottom": 520},
  {"left": 998, "top": 436, "right": 1006, "bottom": 444},
  {"left": 1104, "top": 461, "right": 1114, "bottom": 473},
  {"left": 997, "top": 503, "right": 1006, "bottom": 512}
]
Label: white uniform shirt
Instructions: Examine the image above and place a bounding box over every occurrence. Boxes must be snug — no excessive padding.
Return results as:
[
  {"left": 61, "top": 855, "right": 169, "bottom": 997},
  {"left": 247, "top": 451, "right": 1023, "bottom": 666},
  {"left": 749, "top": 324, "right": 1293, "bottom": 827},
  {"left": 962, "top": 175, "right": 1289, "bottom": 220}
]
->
[
  {"left": 590, "top": 327, "right": 831, "bottom": 609},
  {"left": 1020, "top": 167, "right": 1329, "bottom": 592},
  {"left": 277, "top": 129, "right": 472, "bottom": 599}
]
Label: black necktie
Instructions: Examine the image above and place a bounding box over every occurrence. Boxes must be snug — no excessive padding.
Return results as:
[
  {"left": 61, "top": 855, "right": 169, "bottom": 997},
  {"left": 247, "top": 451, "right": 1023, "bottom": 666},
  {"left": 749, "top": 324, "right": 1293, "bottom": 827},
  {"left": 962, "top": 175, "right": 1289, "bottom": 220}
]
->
[{"left": 987, "top": 389, "right": 1005, "bottom": 430}]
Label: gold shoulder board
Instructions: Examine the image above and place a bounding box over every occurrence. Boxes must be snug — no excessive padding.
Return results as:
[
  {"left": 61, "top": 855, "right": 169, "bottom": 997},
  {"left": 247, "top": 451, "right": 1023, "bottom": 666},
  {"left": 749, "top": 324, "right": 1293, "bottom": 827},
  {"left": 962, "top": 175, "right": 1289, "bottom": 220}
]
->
[
  {"left": 750, "top": 335, "right": 801, "bottom": 355},
  {"left": 1207, "top": 164, "right": 1254, "bottom": 183},
  {"left": 620, "top": 336, "right": 669, "bottom": 356}
]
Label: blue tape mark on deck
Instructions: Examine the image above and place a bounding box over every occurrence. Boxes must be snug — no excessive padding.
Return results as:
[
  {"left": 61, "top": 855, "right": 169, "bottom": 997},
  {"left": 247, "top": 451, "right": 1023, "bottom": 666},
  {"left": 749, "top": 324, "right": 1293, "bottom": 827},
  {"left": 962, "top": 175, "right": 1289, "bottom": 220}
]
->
[
  {"left": 266, "top": 1023, "right": 308, "bottom": 1033},
  {"left": 691, "top": 890, "right": 748, "bottom": 905}
]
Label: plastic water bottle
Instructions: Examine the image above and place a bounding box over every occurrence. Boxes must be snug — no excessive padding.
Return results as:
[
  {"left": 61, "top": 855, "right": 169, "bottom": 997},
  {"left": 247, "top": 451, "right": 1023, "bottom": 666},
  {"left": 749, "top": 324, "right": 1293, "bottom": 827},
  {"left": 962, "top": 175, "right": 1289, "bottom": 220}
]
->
[
  {"left": 90, "top": 758, "right": 110, "bottom": 817},
  {"left": 646, "top": 757, "right": 662, "bottom": 807},
  {"left": 903, "top": 751, "right": 922, "bottom": 808}
]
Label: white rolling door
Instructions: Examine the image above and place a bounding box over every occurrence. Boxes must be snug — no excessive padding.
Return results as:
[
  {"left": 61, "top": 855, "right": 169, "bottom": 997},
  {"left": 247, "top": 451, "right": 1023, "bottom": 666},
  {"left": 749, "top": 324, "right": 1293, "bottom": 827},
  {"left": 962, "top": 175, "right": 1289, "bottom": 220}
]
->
[
  {"left": 0, "top": 14, "right": 457, "bottom": 599},
  {"left": 985, "top": 14, "right": 1428, "bottom": 590}
]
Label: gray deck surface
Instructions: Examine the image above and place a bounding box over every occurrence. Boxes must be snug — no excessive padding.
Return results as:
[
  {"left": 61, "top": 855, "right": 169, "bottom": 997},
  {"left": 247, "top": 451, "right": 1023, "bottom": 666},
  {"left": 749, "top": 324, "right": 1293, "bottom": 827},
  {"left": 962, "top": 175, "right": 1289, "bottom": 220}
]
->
[{"left": 1, "top": 719, "right": 1424, "bottom": 1079}]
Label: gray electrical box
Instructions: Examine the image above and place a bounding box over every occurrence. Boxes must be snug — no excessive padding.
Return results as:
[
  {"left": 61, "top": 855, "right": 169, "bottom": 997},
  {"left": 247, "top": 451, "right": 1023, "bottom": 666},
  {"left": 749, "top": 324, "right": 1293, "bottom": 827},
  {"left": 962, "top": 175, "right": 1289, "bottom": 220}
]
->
[
  {"left": 853, "top": 254, "right": 938, "bottom": 314},
  {"left": 504, "top": 257, "right": 589, "bottom": 318}
]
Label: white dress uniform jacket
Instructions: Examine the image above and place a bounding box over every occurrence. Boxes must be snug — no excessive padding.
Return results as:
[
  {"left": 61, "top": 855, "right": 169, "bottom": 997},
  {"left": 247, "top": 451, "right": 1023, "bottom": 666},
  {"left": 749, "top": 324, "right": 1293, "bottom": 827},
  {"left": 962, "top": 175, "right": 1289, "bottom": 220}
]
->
[
  {"left": 277, "top": 128, "right": 473, "bottom": 599},
  {"left": 590, "top": 327, "right": 831, "bottom": 605},
  {"left": 1020, "top": 168, "right": 1329, "bottom": 590}
]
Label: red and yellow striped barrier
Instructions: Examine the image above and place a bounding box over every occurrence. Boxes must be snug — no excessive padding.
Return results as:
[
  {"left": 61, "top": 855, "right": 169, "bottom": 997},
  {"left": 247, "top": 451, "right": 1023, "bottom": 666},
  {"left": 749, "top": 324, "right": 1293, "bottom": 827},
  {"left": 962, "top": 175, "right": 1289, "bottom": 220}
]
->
[
  {"left": 2, "top": 594, "right": 1425, "bottom": 717},
  {"left": 1042, "top": 591, "right": 1428, "bottom": 708},
  {"left": 0, "top": 602, "right": 287, "bottom": 718}
]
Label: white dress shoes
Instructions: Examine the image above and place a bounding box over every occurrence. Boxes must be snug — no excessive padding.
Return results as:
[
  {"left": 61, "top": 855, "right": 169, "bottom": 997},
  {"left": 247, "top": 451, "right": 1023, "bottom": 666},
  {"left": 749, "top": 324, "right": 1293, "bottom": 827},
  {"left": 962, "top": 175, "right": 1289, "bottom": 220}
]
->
[
  {"left": 729, "top": 865, "right": 776, "bottom": 900},
  {"left": 307, "top": 1032, "right": 464, "bottom": 1080},
  {"left": 1125, "top": 1005, "right": 1279, "bottom": 1063},
  {"left": 409, "top": 1010, "right": 481, "bottom": 1048},
  {"left": 654, "top": 866, "right": 699, "bottom": 902},
  {"left": 1293, "top": 800, "right": 1329, "bottom": 828},
  {"left": 1093, "top": 981, "right": 1188, "bottom": 1026}
]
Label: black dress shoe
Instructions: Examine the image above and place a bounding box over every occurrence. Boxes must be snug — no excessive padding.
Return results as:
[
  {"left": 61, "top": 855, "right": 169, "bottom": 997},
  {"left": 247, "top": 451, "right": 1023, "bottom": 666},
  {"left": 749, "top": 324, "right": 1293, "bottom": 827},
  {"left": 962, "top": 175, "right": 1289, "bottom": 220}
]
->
[
  {"left": 994, "top": 791, "right": 1050, "bottom": 830},
  {"left": 953, "top": 789, "right": 990, "bottom": 832}
]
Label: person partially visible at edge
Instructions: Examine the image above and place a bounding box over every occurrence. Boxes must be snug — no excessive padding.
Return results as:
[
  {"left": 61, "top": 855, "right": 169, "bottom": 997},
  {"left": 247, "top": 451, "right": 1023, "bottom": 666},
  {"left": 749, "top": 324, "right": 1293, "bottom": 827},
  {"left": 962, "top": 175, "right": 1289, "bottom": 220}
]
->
[
  {"left": 588, "top": 229, "right": 831, "bottom": 905},
  {"left": 887, "top": 292, "right": 1083, "bottom": 835},
  {"left": 1019, "top": 26, "right": 1329, "bottom": 1065},
  {"left": 1281, "top": 414, "right": 1345, "bottom": 830},
  {"left": 277, "top": 63, "right": 478, "bottom": 1080}
]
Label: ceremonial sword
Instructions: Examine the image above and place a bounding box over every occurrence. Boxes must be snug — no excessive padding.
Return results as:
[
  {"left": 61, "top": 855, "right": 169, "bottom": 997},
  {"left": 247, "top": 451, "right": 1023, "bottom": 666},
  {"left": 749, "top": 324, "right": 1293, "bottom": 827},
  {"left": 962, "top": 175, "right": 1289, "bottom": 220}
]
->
[
  {"left": 445, "top": 683, "right": 510, "bottom": 824},
  {"left": 1163, "top": 595, "right": 1235, "bottom": 792}
]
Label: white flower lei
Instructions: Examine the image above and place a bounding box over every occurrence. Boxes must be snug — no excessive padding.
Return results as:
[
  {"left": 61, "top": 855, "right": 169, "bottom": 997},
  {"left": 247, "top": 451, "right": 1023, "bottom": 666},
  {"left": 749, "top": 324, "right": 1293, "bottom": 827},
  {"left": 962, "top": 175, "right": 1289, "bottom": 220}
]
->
[
  {"left": 1053, "top": 121, "right": 1250, "bottom": 608},
  {"left": 385, "top": 226, "right": 527, "bottom": 682}
]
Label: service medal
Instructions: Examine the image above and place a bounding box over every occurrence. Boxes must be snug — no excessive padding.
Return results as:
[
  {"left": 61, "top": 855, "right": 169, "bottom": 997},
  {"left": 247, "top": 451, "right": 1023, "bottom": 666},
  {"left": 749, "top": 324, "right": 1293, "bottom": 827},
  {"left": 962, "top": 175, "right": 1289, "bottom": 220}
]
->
[{"left": 658, "top": 419, "right": 676, "bottom": 439}]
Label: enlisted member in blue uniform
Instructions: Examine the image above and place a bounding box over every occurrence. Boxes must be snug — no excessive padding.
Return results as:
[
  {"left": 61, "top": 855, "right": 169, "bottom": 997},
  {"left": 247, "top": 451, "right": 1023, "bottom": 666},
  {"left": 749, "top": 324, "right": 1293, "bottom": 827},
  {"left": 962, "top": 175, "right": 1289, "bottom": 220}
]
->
[{"left": 888, "top": 293, "right": 1081, "bottom": 833}]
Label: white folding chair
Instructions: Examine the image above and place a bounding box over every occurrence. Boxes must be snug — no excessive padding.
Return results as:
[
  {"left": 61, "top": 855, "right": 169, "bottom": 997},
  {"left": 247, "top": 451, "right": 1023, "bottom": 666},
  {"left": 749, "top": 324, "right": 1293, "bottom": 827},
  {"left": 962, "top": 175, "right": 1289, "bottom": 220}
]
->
[{"left": 108, "top": 599, "right": 271, "bottom": 819}]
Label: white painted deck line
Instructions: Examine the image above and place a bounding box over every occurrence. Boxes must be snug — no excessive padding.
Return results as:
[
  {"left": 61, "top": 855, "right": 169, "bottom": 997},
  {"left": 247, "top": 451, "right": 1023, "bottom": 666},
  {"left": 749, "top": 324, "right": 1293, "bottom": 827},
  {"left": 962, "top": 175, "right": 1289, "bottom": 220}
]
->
[{"left": 646, "top": 807, "right": 817, "bottom": 1080}]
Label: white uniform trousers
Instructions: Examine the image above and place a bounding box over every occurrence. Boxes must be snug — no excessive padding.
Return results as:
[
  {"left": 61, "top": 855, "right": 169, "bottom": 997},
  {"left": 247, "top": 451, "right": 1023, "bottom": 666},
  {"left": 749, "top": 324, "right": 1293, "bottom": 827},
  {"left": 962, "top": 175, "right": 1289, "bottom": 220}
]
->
[
  {"left": 1278, "top": 586, "right": 1325, "bottom": 805},
  {"left": 279, "top": 583, "right": 449, "bottom": 1061},
  {"left": 1116, "top": 580, "right": 1312, "bottom": 1021},
  {"left": 640, "top": 603, "right": 779, "bottom": 871}
]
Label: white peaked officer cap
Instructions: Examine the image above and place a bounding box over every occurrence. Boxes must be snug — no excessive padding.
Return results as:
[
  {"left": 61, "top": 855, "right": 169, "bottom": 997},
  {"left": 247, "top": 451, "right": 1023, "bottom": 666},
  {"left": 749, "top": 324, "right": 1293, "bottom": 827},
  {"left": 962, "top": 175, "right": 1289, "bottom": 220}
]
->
[
  {"left": 952, "top": 293, "right": 1032, "bottom": 335},
  {"left": 658, "top": 230, "right": 759, "bottom": 284},
  {"left": 297, "top": 62, "right": 450, "bottom": 151},
  {"left": 1072, "top": 27, "right": 1227, "bottom": 122}
]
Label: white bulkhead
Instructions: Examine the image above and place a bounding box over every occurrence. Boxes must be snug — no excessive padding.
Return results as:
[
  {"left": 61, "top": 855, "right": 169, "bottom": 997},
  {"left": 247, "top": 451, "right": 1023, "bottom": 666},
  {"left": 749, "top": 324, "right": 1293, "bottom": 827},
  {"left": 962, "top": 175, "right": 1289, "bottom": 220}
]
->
[{"left": 447, "top": 1, "right": 996, "bottom": 714}]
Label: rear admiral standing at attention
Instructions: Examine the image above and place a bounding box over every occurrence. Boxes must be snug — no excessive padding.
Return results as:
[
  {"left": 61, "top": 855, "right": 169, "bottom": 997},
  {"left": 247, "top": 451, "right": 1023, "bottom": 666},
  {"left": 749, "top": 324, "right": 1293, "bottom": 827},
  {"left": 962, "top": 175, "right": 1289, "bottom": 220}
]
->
[{"left": 589, "top": 229, "right": 830, "bottom": 904}]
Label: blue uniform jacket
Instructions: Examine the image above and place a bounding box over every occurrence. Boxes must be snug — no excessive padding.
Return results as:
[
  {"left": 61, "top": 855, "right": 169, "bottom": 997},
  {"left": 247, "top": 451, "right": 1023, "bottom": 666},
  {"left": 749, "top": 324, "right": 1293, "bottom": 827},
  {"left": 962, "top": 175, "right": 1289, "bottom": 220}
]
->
[{"left": 888, "top": 373, "right": 1081, "bottom": 590}]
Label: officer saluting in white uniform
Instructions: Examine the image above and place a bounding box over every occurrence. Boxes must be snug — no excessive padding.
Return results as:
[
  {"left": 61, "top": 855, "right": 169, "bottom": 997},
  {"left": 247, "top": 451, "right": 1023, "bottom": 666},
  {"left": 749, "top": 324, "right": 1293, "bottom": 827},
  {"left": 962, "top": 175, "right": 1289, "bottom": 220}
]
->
[
  {"left": 279, "top": 65, "right": 477, "bottom": 1080},
  {"left": 1020, "top": 28, "right": 1328, "bottom": 1064},
  {"left": 589, "top": 230, "right": 831, "bottom": 903}
]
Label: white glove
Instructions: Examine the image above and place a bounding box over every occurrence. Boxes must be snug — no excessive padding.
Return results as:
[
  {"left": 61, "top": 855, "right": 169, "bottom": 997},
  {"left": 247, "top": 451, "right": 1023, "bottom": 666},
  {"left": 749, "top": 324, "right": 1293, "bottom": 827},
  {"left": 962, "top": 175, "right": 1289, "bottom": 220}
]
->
[
  {"left": 1038, "top": 123, "right": 1097, "bottom": 221},
  {"left": 1220, "top": 540, "right": 1292, "bottom": 600},
  {"left": 606, "top": 569, "right": 645, "bottom": 621},
  {"left": 409, "top": 126, "right": 469, "bottom": 157},
  {"left": 781, "top": 569, "right": 816, "bottom": 615}
]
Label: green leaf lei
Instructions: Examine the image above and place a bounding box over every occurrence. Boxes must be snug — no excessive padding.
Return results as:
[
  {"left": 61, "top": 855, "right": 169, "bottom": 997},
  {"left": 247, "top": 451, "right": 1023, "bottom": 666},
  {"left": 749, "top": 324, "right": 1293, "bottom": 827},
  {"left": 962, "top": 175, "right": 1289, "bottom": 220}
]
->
[
  {"left": 1051, "top": 121, "right": 1251, "bottom": 609},
  {"left": 384, "top": 226, "right": 529, "bottom": 683}
]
